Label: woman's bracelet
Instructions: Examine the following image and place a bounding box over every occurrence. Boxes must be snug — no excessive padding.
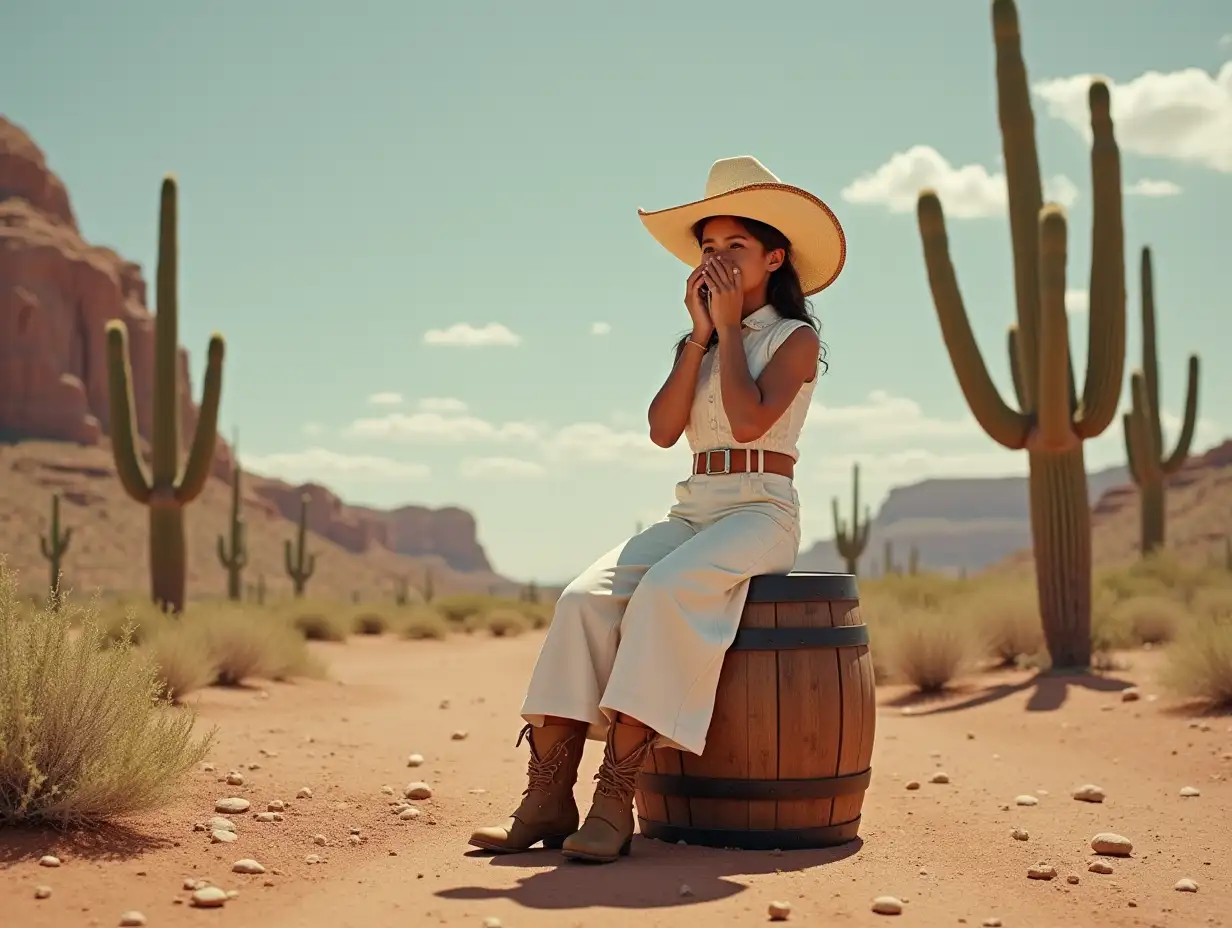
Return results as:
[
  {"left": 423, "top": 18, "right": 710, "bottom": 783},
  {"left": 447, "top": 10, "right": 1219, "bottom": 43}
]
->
[{"left": 685, "top": 337, "right": 708, "bottom": 353}]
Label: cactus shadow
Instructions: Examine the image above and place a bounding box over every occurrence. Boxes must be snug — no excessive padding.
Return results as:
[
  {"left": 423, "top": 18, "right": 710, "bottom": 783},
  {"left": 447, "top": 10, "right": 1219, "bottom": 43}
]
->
[{"left": 893, "top": 670, "right": 1134, "bottom": 716}]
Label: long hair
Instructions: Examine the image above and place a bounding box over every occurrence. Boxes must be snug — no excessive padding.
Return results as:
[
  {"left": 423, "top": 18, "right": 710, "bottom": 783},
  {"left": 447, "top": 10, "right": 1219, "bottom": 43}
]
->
[{"left": 672, "top": 215, "right": 829, "bottom": 375}]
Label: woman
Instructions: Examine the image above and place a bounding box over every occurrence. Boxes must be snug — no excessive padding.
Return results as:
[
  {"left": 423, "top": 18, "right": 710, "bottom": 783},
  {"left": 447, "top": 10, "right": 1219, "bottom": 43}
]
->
[{"left": 469, "top": 155, "right": 846, "bottom": 863}]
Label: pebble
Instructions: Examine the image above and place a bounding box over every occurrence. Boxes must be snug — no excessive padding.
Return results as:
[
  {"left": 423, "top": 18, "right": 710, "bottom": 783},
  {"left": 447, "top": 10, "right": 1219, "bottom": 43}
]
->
[
  {"left": 1090, "top": 833, "right": 1133, "bottom": 857},
  {"left": 348, "top": 834, "right": 362, "bottom": 845},
  {"left": 1089, "top": 861, "right": 1114, "bottom": 874},
  {"left": 1014, "top": 795, "right": 1038, "bottom": 806},
  {"left": 202, "top": 763, "right": 216, "bottom": 773},
  {"left": 929, "top": 772, "right": 950, "bottom": 784},
  {"left": 405, "top": 782, "right": 433, "bottom": 800},
  {"left": 211, "top": 830, "right": 237, "bottom": 844},
  {"left": 679, "top": 884, "right": 694, "bottom": 897},
  {"left": 232, "top": 859, "right": 266, "bottom": 874},
  {"left": 267, "top": 800, "right": 286, "bottom": 812},
  {"left": 209, "top": 816, "right": 236, "bottom": 832},
  {"left": 407, "top": 754, "right": 425, "bottom": 767},
  {"left": 1066, "top": 875, "right": 1080, "bottom": 885},
  {"left": 1072, "top": 784, "right": 1106, "bottom": 803},
  {"left": 313, "top": 834, "right": 328, "bottom": 846},
  {"left": 482, "top": 918, "right": 502, "bottom": 928},
  {"left": 226, "top": 772, "right": 245, "bottom": 786},
  {"left": 871, "top": 895, "right": 903, "bottom": 915},
  {"left": 119, "top": 911, "right": 147, "bottom": 926},
  {"left": 399, "top": 807, "right": 422, "bottom": 820},
  {"left": 254, "top": 812, "right": 278, "bottom": 823},
  {"left": 35, "top": 886, "right": 52, "bottom": 899},
  {"left": 38, "top": 855, "right": 61, "bottom": 868},
  {"left": 1011, "top": 828, "right": 1029, "bottom": 841},
  {"left": 1027, "top": 864, "right": 1057, "bottom": 881},
  {"left": 905, "top": 780, "right": 920, "bottom": 790},
  {"left": 381, "top": 785, "right": 395, "bottom": 796},
  {"left": 190, "top": 886, "right": 228, "bottom": 908},
  {"left": 305, "top": 854, "right": 323, "bottom": 865},
  {"left": 982, "top": 920, "right": 1002, "bottom": 927},
  {"left": 1180, "top": 786, "right": 1201, "bottom": 798},
  {"left": 1121, "top": 687, "right": 1140, "bottom": 702},
  {"left": 451, "top": 730, "right": 469, "bottom": 741},
  {"left": 1175, "top": 878, "right": 1199, "bottom": 893},
  {"left": 215, "top": 798, "right": 250, "bottom": 814},
  {"left": 768, "top": 899, "right": 792, "bottom": 920},
  {"left": 296, "top": 787, "right": 312, "bottom": 799}
]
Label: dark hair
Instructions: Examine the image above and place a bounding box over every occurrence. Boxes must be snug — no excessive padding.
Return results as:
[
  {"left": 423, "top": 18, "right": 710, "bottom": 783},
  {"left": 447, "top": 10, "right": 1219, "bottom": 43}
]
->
[{"left": 673, "top": 215, "right": 828, "bottom": 375}]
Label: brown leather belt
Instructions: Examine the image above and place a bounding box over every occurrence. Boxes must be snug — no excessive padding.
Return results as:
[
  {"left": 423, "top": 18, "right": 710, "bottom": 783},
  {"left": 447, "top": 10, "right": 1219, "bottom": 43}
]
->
[{"left": 691, "top": 448, "right": 794, "bottom": 479}]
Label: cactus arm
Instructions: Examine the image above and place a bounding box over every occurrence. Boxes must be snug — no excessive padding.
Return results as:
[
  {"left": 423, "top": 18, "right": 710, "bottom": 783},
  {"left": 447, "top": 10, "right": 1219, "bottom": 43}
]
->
[
  {"left": 151, "top": 176, "right": 181, "bottom": 490},
  {"left": 283, "top": 539, "right": 296, "bottom": 576},
  {"left": 917, "top": 193, "right": 1032, "bottom": 450},
  {"left": 175, "top": 334, "right": 226, "bottom": 504},
  {"left": 303, "top": 552, "right": 317, "bottom": 579},
  {"left": 1128, "top": 373, "right": 1164, "bottom": 485},
  {"left": 1138, "top": 247, "right": 1163, "bottom": 452},
  {"left": 60, "top": 526, "right": 72, "bottom": 551},
  {"left": 236, "top": 521, "right": 248, "bottom": 568},
  {"left": 1074, "top": 81, "right": 1126, "bottom": 439},
  {"left": 1007, "top": 327, "right": 1027, "bottom": 410},
  {"left": 1162, "top": 355, "right": 1200, "bottom": 473},
  {"left": 857, "top": 506, "right": 872, "bottom": 549},
  {"left": 217, "top": 534, "right": 229, "bottom": 567},
  {"left": 1036, "top": 206, "right": 1074, "bottom": 449},
  {"left": 40, "top": 535, "right": 53, "bottom": 559},
  {"left": 104, "top": 321, "right": 153, "bottom": 503},
  {"left": 1121, "top": 412, "right": 1142, "bottom": 486}
]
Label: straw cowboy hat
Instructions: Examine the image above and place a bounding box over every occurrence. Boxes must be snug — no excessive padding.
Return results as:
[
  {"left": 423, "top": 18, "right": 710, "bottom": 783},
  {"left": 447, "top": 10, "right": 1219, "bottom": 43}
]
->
[{"left": 638, "top": 156, "right": 847, "bottom": 296}]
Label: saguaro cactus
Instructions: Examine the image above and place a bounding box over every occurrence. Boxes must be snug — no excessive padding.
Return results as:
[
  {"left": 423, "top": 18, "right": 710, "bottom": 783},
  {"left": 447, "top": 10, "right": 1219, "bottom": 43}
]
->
[
  {"left": 832, "top": 462, "right": 871, "bottom": 575},
  {"left": 107, "top": 175, "right": 225, "bottom": 613},
  {"left": 883, "top": 539, "right": 897, "bottom": 575},
  {"left": 216, "top": 441, "right": 247, "bottom": 601},
  {"left": 915, "top": 0, "right": 1126, "bottom": 669},
  {"left": 284, "top": 493, "right": 316, "bottom": 597},
  {"left": 40, "top": 492, "right": 73, "bottom": 602},
  {"left": 1121, "top": 247, "right": 1200, "bottom": 556}
]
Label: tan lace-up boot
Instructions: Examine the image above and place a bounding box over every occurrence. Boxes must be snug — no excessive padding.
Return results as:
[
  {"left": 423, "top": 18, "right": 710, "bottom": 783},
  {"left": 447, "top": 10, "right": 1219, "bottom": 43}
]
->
[
  {"left": 560, "top": 719, "right": 658, "bottom": 863},
  {"left": 468, "top": 722, "right": 586, "bottom": 853}
]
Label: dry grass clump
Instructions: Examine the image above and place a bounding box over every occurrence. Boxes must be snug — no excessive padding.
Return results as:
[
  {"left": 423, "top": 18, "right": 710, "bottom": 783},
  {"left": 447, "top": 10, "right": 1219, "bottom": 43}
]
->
[
  {"left": 98, "top": 597, "right": 174, "bottom": 646},
  {"left": 1110, "top": 595, "right": 1187, "bottom": 645},
  {"left": 351, "top": 610, "right": 389, "bottom": 635},
  {"left": 958, "top": 584, "right": 1044, "bottom": 667},
  {"left": 1159, "top": 612, "right": 1232, "bottom": 708},
  {"left": 878, "top": 608, "right": 977, "bottom": 693},
  {"left": 474, "top": 607, "right": 530, "bottom": 638},
  {"left": 397, "top": 605, "right": 449, "bottom": 640},
  {"left": 198, "top": 607, "right": 325, "bottom": 685},
  {"left": 141, "top": 622, "right": 218, "bottom": 703},
  {"left": 0, "top": 561, "right": 212, "bottom": 824},
  {"left": 288, "top": 607, "right": 350, "bottom": 642}
]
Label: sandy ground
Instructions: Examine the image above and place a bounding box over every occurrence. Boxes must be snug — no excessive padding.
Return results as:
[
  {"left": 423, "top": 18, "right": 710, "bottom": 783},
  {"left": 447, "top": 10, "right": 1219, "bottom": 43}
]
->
[{"left": 2, "top": 632, "right": 1229, "bottom": 928}]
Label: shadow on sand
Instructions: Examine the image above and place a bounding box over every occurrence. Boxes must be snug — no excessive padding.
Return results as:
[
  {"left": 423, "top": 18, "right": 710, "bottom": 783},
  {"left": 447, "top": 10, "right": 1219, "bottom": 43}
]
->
[
  {"left": 0, "top": 820, "right": 176, "bottom": 868},
  {"left": 438, "top": 836, "right": 863, "bottom": 910},
  {"left": 885, "top": 669, "right": 1137, "bottom": 716}
]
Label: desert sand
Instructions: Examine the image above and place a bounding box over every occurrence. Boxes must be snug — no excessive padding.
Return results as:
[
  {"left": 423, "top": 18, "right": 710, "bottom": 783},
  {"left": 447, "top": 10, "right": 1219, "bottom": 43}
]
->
[{"left": 2, "top": 630, "right": 1227, "bottom": 928}]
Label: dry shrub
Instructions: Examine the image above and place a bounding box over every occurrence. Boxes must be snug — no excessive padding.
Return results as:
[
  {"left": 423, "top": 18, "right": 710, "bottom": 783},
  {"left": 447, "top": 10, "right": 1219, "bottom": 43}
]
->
[
  {"left": 0, "top": 561, "right": 212, "bottom": 824},
  {"left": 960, "top": 584, "right": 1044, "bottom": 666},
  {"left": 141, "top": 622, "right": 218, "bottom": 703},
  {"left": 398, "top": 605, "right": 449, "bottom": 640},
  {"left": 1192, "top": 586, "right": 1232, "bottom": 622},
  {"left": 98, "top": 598, "right": 174, "bottom": 646},
  {"left": 289, "top": 609, "right": 349, "bottom": 642},
  {"left": 476, "top": 607, "right": 529, "bottom": 638},
  {"left": 433, "top": 593, "right": 505, "bottom": 626},
  {"left": 1112, "top": 595, "right": 1187, "bottom": 645},
  {"left": 352, "top": 611, "right": 388, "bottom": 635},
  {"left": 856, "top": 594, "right": 902, "bottom": 683},
  {"left": 879, "top": 609, "right": 976, "bottom": 693},
  {"left": 1159, "top": 613, "right": 1232, "bottom": 708},
  {"left": 200, "top": 609, "right": 324, "bottom": 685},
  {"left": 862, "top": 572, "right": 963, "bottom": 611}
]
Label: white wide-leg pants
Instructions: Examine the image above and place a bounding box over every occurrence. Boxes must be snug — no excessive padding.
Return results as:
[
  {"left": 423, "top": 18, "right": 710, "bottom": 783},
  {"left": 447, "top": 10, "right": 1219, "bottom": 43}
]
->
[{"left": 521, "top": 472, "right": 801, "bottom": 756}]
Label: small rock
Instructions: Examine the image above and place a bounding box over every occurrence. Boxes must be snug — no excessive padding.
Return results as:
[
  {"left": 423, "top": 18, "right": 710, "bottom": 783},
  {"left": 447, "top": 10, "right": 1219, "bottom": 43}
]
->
[
  {"left": 1121, "top": 687, "right": 1140, "bottom": 702},
  {"left": 1066, "top": 875, "right": 1080, "bottom": 885},
  {"left": 482, "top": 918, "right": 502, "bottom": 928},
  {"left": 209, "top": 816, "right": 236, "bottom": 832},
  {"left": 929, "top": 771, "right": 950, "bottom": 784},
  {"left": 1180, "top": 786, "right": 1201, "bottom": 797},
  {"left": 34, "top": 886, "right": 52, "bottom": 899},
  {"left": 254, "top": 812, "right": 278, "bottom": 823},
  {"left": 1090, "top": 833, "right": 1133, "bottom": 857},
  {"left": 296, "top": 787, "right": 312, "bottom": 799},
  {"left": 1015, "top": 795, "right": 1038, "bottom": 806},
  {"left": 305, "top": 854, "right": 323, "bottom": 865},
  {"left": 1072, "top": 784, "right": 1106, "bottom": 803},
  {"left": 1088, "top": 860, "right": 1113, "bottom": 874},
  {"left": 202, "top": 763, "right": 216, "bottom": 772},
  {"left": 407, "top": 753, "right": 425, "bottom": 767},
  {"left": 211, "top": 830, "right": 237, "bottom": 844},
  {"left": 871, "top": 895, "right": 903, "bottom": 915},
  {"left": 313, "top": 834, "right": 328, "bottom": 846},
  {"left": 1011, "top": 828, "right": 1029, "bottom": 841},
  {"left": 267, "top": 800, "right": 286, "bottom": 812},
  {"left": 119, "top": 911, "right": 147, "bottom": 926},
  {"left": 215, "top": 798, "right": 250, "bottom": 814},
  {"left": 226, "top": 772, "right": 245, "bottom": 786},
  {"left": 399, "top": 807, "right": 422, "bottom": 820},
  {"left": 982, "top": 920, "right": 1002, "bottom": 928},
  {"left": 38, "top": 855, "right": 61, "bottom": 868},
  {"left": 232, "top": 859, "right": 266, "bottom": 874},
  {"left": 679, "top": 884, "right": 693, "bottom": 897},
  {"left": 1174, "top": 878, "right": 1198, "bottom": 893},
  {"left": 348, "top": 835, "right": 362, "bottom": 845},
  {"left": 768, "top": 899, "right": 792, "bottom": 921},
  {"left": 226, "top": 890, "right": 240, "bottom": 900},
  {"left": 1028, "top": 864, "right": 1057, "bottom": 880},
  {"left": 451, "top": 730, "right": 468, "bottom": 741},
  {"left": 905, "top": 780, "right": 921, "bottom": 790},
  {"left": 380, "top": 785, "right": 395, "bottom": 796},
  {"left": 190, "top": 886, "right": 228, "bottom": 908},
  {"left": 404, "top": 782, "right": 433, "bottom": 800},
  {"left": 966, "top": 732, "right": 975, "bottom": 740}
]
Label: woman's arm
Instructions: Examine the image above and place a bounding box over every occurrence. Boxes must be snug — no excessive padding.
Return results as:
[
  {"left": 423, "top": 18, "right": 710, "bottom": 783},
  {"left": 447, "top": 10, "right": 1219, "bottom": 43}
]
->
[
  {"left": 647, "top": 337, "right": 708, "bottom": 448},
  {"left": 715, "top": 324, "right": 820, "bottom": 443}
]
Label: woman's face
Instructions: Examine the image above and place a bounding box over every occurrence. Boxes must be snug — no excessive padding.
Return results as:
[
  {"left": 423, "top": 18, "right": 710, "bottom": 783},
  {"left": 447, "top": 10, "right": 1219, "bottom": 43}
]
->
[{"left": 698, "top": 216, "right": 783, "bottom": 297}]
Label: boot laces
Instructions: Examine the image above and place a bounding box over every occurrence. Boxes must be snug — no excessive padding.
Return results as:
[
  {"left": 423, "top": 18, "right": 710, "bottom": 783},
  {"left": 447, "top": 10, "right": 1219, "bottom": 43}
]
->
[
  {"left": 515, "top": 723, "right": 571, "bottom": 796},
  {"left": 594, "top": 732, "right": 655, "bottom": 802}
]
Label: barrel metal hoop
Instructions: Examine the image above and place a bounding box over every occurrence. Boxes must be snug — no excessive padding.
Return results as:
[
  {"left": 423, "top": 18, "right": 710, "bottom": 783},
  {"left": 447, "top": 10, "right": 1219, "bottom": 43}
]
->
[
  {"left": 746, "top": 572, "right": 859, "bottom": 603},
  {"left": 637, "top": 767, "right": 872, "bottom": 801},
  {"left": 729, "top": 624, "right": 868, "bottom": 651},
  {"left": 637, "top": 816, "right": 862, "bottom": 850}
]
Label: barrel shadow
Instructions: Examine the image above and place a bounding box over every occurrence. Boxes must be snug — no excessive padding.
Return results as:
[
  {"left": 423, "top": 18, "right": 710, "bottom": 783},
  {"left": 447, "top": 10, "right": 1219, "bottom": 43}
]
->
[{"left": 440, "top": 837, "right": 862, "bottom": 910}]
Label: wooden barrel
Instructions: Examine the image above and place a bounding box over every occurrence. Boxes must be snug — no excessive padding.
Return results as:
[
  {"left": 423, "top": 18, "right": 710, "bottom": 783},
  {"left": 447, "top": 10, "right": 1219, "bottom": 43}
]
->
[{"left": 634, "top": 571, "right": 875, "bottom": 850}]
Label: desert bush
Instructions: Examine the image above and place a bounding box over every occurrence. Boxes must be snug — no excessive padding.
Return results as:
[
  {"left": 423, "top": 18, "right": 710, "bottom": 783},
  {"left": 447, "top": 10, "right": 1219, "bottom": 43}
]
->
[
  {"left": 1159, "top": 613, "right": 1232, "bottom": 708},
  {"left": 1111, "top": 595, "right": 1187, "bottom": 645},
  {"left": 0, "top": 561, "right": 213, "bottom": 824},
  {"left": 398, "top": 605, "right": 449, "bottom": 640},
  {"left": 98, "top": 598, "right": 174, "bottom": 646},
  {"left": 475, "top": 607, "right": 530, "bottom": 637},
  {"left": 959, "top": 584, "right": 1044, "bottom": 666},
  {"left": 141, "top": 622, "right": 218, "bottom": 703},
  {"left": 351, "top": 611, "right": 389, "bottom": 635},
  {"left": 1192, "top": 586, "right": 1232, "bottom": 622},
  {"left": 432, "top": 593, "right": 505, "bottom": 625},
  {"left": 879, "top": 608, "right": 976, "bottom": 693},
  {"left": 288, "top": 609, "right": 350, "bottom": 642},
  {"left": 862, "top": 572, "right": 965, "bottom": 611},
  {"left": 199, "top": 608, "right": 324, "bottom": 685}
]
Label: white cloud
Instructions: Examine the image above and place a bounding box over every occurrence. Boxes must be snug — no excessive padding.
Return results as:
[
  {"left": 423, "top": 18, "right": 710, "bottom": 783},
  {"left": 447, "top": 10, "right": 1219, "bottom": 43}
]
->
[
  {"left": 244, "top": 447, "right": 429, "bottom": 483},
  {"left": 367, "top": 391, "right": 403, "bottom": 405},
  {"left": 301, "top": 422, "right": 325, "bottom": 437},
  {"left": 804, "top": 390, "right": 978, "bottom": 444},
  {"left": 1065, "top": 289, "right": 1089, "bottom": 314},
  {"left": 1034, "top": 64, "right": 1232, "bottom": 173},
  {"left": 1125, "top": 178, "right": 1182, "bottom": 197},
  {"left": 423, "top": 322, "right": 522, "bottom": 347},
  {"left": 347, "top": 410, "right": 540, "bottom": 443},
  {"left": 591, "top": 321, "right": 612, "bottom": 336},
  {"left": 461, "top": 456, "right": 547, "bottom": 478},
  {"left": 1220, "top": 34, "right": 1232, "bottom": 49},
  {"left": 540, "top": 422, "right": 681, "bottom": 471},
  {"left": 417, "top": 397, "right": 468, "bottom": 413},
  {"left": 840, "top": 145, "right": 1078, "bottom": 218}
]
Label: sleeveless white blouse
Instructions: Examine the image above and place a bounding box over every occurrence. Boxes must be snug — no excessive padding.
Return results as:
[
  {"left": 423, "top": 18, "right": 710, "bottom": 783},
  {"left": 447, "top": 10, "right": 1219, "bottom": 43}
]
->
[{"left": 683, "top": 304, "right": 817, "bottom": 462}]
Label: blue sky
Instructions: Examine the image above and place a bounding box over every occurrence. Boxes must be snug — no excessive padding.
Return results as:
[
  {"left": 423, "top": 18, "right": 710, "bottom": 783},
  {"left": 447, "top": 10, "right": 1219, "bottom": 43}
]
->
[{"left": 5, "top": 0, "right": 1229, "bottom": 583}]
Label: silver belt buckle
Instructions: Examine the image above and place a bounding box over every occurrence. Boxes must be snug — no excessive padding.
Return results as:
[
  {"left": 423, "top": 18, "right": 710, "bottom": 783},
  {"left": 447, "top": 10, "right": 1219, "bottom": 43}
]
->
[{"left": 702, "top": 449, "right": 731, "bottom": 475}]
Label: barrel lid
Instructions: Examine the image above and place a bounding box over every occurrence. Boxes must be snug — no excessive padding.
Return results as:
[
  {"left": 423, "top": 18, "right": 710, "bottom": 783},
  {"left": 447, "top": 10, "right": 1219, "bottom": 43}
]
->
[{"left": 747, "top": 571, "right": 859, "bottom": 603}]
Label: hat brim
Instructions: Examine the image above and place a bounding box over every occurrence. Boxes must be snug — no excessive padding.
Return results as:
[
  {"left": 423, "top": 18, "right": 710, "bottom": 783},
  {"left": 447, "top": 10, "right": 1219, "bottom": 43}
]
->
[
  {"left": 635, "top": 181, "right": 847, "bottom": 297},
  {"left": 637, "top": 183, "right": 847, "bottom": 297}
]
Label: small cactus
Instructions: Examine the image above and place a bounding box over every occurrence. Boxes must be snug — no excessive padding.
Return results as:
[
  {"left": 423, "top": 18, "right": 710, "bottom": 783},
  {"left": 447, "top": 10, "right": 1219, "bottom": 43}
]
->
[
  {"left": 883, "top": 539, "right": 897, "bottom": 576},
  {"left": 39, "top": 493, "right": 72, "bottom": 605},
  {"left": 421, "top": 567, "right": 434, "bottom": 603},
  {"left": 521, "top": 580, "right": 539, "bottom": 604},
  {"left": 394, "top": 574, "right": 410, "bottom": 605},
  {"left": 284, "top": 493, "right": 316, "bottom": 597},
  {"left": 907, "top": 545, "right": 920, "bottom": 575},
  {"left": 832, "top": 463, "right": 871, "bottom": 575},
  {"left": 216, "top": 437, "right": 247, "bottom": 601}
]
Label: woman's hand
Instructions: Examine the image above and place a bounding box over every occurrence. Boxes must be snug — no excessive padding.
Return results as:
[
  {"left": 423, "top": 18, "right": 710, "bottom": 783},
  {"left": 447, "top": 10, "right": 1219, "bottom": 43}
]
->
[
  {"left": 703, "top": 255, "right": 743, "bottom": 330},
  {"left": 684, "top": 262, "right": 713, "bottom": 341}
]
